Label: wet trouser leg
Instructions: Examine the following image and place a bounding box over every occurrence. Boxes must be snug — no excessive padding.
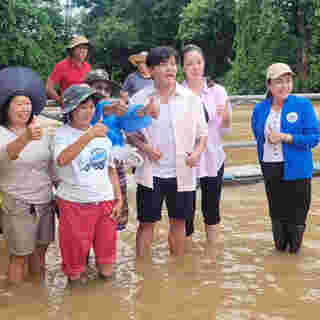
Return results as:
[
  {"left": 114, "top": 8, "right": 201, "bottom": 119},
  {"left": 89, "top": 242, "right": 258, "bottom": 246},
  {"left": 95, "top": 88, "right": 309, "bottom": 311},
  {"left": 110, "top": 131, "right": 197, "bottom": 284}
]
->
[
  {"left": 261, "top": 162, "right": 311, "bottom": 253},
  {"left": 265, "top": 176, "right": 289, "bottom": 251},
  {"left": 185, "top": 165, "right": 224, "bottom": 238},
  {"left": 261, "top": 162, "right": 288, "bottom": 251},
  {"left": 285, "top": 178, "right": 310, "bottom": 253}
]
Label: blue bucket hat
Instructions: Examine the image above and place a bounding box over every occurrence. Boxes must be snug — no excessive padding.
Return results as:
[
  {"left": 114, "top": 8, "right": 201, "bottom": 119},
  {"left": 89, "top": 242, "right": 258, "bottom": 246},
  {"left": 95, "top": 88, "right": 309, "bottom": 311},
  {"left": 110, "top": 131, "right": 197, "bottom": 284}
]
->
[{"left": 62, "top": 84, "right": 97, "bottom": 114}]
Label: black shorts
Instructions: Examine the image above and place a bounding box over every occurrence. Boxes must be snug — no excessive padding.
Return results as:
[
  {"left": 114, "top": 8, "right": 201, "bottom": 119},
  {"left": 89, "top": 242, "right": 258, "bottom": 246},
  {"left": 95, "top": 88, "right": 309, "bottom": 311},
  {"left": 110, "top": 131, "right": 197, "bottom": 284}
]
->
[{"left": 136, "top": 177, "right": 196, "bottom": 223}]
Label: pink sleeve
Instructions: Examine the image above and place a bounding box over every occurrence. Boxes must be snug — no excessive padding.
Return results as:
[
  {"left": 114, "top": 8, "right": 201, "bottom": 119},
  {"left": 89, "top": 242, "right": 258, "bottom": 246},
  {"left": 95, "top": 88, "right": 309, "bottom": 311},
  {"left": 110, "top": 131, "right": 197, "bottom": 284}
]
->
[
  {"left": 213, "top": 85, "right": 232, "bottom": 135},
  {"left": 204, "top": 84, "right": 228, "bottom": 121},
  {"left": 212, "top": 84, "right": 228, "bottom": 105}
]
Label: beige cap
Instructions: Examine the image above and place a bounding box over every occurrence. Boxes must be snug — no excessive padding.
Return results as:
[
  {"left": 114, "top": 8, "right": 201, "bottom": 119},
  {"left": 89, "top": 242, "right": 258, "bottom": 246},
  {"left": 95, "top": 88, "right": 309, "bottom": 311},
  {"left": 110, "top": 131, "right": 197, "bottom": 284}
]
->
[
  {"left": 128, "top": 51, "right": 148, "bottom": 66},
  {"left": 67, "top": 35, "right": 90, "bottom": 50},
  {"left": 266, "top": 63, "right": 294, "bottom": 80}
]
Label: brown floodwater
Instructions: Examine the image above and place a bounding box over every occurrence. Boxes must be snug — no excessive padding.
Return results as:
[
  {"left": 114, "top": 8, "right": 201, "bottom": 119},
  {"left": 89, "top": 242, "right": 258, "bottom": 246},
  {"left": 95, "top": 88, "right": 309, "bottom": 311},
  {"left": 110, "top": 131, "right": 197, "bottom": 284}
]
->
[{"left": 1, "top": 177, "right": 320, "bottom": 320}]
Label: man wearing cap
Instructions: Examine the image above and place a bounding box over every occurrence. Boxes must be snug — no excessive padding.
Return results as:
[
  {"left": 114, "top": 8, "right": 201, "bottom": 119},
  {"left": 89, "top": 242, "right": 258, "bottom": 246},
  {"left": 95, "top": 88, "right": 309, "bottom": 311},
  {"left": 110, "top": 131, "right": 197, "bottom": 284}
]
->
[
  {"left": 46, "top": 35, "right": 92, "bottom": 107},
  {"left": 121, "top": 51, "right": 153, "bottom": 98},
  {"left": 121, "top": 52, "right": 154, "bottom": 170}
]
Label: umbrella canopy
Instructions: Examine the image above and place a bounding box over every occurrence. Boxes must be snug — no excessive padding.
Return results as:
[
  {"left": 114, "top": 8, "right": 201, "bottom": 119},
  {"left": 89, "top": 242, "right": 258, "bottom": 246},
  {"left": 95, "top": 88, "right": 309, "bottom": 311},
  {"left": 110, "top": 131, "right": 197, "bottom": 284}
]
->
[{"left": 0, "top": 67, "right": 47, "bottom": 115}]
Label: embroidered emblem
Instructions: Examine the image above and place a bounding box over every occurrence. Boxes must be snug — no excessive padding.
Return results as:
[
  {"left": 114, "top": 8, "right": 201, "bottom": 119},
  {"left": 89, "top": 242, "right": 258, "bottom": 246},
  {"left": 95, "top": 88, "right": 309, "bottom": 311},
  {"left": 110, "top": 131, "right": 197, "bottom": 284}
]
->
[{"left": 286, "top": 112, "right": 298, "bottom": 123}]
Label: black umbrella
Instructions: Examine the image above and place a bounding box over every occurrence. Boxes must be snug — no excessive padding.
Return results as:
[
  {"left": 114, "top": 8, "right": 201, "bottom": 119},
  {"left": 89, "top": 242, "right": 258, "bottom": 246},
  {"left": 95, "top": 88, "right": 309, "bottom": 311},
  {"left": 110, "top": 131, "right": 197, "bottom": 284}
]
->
[{"left": 0, "top": 67, "right": 47, "bottom": 115}]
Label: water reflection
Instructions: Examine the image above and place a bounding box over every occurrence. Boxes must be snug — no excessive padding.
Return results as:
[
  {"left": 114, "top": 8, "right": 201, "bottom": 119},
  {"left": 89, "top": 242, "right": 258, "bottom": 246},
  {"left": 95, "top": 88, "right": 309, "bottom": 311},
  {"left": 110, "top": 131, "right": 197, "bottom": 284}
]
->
[{"left": 1, "top": 178, "right": 320, "bottom": 319}]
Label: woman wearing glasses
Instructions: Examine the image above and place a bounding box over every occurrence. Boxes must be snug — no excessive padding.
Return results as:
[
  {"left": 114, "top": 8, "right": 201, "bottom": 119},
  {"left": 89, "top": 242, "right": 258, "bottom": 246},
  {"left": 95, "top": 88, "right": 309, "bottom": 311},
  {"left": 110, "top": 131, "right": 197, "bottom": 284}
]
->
[{"left": 251, "top": 63, "right": 320, "bottom": 254}]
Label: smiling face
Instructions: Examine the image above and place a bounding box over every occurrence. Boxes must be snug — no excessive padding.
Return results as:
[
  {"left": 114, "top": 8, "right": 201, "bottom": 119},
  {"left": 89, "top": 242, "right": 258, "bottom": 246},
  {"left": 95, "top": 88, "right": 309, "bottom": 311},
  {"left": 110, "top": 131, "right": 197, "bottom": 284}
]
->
[
  {"left": 71, "top": 44, "right": 89, "bottom": 62},
  {"left": 71, "top": 97, "right": 95, "bottom": 129},
  {"left": 8, "top": 95, "right": 33, "bottom": 127},
  {"left": 149, "top": 55, "right": 177, "bottom": 89},
  {"left": 91, "top": 80, "right": 112, "bottom": 98},
  {"left": 183, "top": 49, "right": 205, "bottom": 82},
  {"left": 268, "top": 73, "right": 293, "bottom": 103}
]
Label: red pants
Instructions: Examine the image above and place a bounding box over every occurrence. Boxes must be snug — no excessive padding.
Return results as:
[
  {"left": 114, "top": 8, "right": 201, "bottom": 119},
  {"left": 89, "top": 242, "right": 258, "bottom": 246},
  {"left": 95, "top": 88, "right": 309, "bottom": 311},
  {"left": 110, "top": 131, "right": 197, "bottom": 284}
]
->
[{"left": 57, "top": 198, "right": 117, "bottom": 278}]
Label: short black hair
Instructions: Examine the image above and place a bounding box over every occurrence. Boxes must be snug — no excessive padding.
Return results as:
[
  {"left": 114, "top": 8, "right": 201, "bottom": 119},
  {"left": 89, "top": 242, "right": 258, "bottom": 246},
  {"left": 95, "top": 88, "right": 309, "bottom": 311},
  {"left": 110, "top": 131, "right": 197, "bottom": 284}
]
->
[
  {"left": 146, "top": 46, "right": 179, "bottom": 68},
  {"left": 0, "top": 95, "right": 34, "bottom": 128}
]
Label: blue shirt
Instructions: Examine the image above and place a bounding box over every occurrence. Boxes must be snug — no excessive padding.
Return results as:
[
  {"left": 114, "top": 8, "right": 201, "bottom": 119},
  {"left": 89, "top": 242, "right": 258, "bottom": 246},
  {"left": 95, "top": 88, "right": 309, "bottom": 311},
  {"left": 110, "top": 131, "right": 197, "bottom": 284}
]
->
[
  {"left": 251, "top": 95, "right": 320, "bottom": 180},
  {"left": 122, "top": 72, "right": 153, "bottom": 97}
]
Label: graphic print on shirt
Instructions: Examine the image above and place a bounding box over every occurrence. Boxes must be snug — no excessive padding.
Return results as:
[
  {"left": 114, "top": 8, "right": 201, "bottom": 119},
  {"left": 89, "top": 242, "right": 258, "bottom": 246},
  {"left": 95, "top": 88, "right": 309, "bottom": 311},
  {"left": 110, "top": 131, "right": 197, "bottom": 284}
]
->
[{"left": 79, "top": 147, "right": 108, "bottom": 172}]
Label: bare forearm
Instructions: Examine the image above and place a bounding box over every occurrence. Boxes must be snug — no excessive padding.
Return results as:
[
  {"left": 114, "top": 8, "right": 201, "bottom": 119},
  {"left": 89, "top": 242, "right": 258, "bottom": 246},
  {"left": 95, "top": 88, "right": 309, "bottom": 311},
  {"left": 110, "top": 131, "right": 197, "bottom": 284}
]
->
[
  {"left": 6, "top": 134, "right": 29, "bottom": 160},
  {"left": 57, "top": 131, "right": 94, "bottom": 167},
  {"left": 194, "top": 136, "right": 208, "bottom": 155},
  {"left": 126, "top": 132, "right": 148, "bottom": 153},
  {"left": 46, "top": 80, "right": 62, "bottom": 104},
  {"left": 108, "top": 167, "right": 123, "bottom": 202},
  {"left": 221, "top": 115, "right": 231, "bottom": 128}
]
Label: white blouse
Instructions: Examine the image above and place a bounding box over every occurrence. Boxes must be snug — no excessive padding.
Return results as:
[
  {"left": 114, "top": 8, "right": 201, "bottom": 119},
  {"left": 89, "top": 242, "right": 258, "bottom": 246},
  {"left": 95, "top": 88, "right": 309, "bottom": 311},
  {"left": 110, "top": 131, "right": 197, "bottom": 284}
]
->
[{"left": 263, "top": 109, "right": 284, "bottom": 162}]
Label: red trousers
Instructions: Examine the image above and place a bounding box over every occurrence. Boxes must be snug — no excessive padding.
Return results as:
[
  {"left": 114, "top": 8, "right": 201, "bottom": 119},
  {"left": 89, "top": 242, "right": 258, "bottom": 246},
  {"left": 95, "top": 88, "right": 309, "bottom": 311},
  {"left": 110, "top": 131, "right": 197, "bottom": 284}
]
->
[{"left": 57, "top": 198, "right": 117, "bottom": 278}]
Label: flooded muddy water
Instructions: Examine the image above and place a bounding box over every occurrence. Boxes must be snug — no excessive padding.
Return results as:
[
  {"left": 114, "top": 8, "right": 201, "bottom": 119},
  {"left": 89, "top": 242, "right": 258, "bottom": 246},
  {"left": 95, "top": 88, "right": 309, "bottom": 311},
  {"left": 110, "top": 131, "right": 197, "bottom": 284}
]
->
[{"left": 1, "top": 176, "right": 320, "bottom": 320}]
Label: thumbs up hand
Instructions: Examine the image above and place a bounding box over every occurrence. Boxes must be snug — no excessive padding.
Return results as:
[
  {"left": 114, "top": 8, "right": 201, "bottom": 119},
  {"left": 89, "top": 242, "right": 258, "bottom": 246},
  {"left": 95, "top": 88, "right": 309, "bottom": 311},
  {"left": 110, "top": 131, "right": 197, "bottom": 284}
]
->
[
  {"left": 89, "top": 119, "right": 109, "bottom": 138},
  {"left": 137, "top": 96, "right": 160, "bottom": 119},
  {"left": 25, "top": 116, "right": 43, "bottom": 141},
  {"left": 267, "top": 125, "right": 282, "bottom": 144}
]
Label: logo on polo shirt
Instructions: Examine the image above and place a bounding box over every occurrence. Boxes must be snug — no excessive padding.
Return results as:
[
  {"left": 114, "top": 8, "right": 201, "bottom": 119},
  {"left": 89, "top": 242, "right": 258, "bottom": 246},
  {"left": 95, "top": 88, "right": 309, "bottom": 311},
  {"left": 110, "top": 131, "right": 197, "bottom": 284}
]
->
[{"left": 286, "top": 112, "right": 298, "bottom": 123}]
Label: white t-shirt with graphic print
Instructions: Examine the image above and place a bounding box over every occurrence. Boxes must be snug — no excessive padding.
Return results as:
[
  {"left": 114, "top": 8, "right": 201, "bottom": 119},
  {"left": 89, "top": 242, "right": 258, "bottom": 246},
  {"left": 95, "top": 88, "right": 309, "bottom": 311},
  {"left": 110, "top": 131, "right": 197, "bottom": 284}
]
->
[{"left": 53, "top": 125, "right": 115, "bottom": 203}]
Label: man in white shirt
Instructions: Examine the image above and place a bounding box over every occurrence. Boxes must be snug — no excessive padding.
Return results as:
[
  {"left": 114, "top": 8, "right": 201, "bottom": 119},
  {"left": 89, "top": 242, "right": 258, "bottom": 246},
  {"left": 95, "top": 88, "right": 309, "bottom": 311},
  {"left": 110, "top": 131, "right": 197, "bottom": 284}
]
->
[{"left": 130, "top": 46, "right": 208, "bottom": 258}]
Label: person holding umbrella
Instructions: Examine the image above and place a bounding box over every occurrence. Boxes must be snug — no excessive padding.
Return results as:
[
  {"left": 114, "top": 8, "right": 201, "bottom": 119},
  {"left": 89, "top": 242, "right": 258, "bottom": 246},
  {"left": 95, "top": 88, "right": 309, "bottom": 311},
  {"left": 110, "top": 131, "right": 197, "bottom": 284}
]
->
[
  {"left": 0, "top": 67, "right": 58, "bottom": 285},
  {"left": 46, "top": 35, "right": 92, "bottom": 107}
]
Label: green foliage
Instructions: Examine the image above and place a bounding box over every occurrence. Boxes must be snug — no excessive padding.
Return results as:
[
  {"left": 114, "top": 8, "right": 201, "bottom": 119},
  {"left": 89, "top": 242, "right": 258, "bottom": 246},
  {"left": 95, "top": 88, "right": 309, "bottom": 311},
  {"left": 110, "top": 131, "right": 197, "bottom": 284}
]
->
[
  {"left": 224, "top": 0, "right": 320, "bottom": 94},
  {"left": 2, "top": 0, "right": 320, "bottom": 93},
  {"left": 178, "top": 0, "right": 236, "bottom": 78},
  {"left": 0, "top": 0, "right": 65, "bottom": 79}
]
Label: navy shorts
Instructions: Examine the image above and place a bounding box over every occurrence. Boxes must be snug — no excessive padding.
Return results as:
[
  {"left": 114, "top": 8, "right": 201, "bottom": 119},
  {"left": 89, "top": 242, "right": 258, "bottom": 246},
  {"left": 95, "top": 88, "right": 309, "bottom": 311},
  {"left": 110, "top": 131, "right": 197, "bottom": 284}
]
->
[{"left": 136, "top": 177, "right": 196, "bottom": 223}]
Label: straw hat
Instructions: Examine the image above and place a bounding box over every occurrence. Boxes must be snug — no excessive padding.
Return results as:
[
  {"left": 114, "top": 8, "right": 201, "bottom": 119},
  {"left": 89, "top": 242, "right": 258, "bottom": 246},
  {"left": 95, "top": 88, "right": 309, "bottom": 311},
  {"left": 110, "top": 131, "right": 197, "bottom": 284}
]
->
[
  {"left": 128, "top": 51, "right": 148, "bottom": 66},
  {"left": 67, "top": 35, "right": 90, "bottom": 50}
]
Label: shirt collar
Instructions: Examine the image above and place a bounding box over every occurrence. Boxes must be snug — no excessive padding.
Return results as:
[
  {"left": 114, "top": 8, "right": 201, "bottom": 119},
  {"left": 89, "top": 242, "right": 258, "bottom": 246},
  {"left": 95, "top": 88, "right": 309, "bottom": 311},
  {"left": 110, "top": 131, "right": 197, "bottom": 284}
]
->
[
  {"left": 147, "top": 82, "right": 186, "bottom": 97},
  {"left": 182, "top": 78, "right": 210, "bottom": 94},
  {"left": 67, "top": 57, "right": 85, "bottom": 68}
]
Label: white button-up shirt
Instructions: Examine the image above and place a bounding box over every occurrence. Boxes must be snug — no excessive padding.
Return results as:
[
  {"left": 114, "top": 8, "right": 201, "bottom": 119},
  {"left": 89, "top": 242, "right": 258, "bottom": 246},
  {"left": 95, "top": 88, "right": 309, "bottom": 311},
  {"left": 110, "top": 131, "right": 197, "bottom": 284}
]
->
[{"left": 130, "top": 83, "right": 208, "bottom": 191}]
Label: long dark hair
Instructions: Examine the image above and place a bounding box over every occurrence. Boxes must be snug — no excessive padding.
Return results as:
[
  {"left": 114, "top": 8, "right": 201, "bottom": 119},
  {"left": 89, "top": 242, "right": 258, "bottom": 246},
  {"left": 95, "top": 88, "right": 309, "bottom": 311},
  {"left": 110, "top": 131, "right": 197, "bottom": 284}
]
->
[
  {"left": 265, "top": 79, "right": 273, "bottom": 99},
  {"left": 0, "top": 95, "right": 34, "bottom": 128}
]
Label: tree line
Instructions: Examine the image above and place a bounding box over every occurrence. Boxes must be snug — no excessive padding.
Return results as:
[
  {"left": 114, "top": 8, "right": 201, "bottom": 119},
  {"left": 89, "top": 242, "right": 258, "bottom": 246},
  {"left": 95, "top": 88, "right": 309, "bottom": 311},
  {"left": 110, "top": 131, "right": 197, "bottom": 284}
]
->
[{"left": 1, "top": 0, "right": 320, "bottom": 94}]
